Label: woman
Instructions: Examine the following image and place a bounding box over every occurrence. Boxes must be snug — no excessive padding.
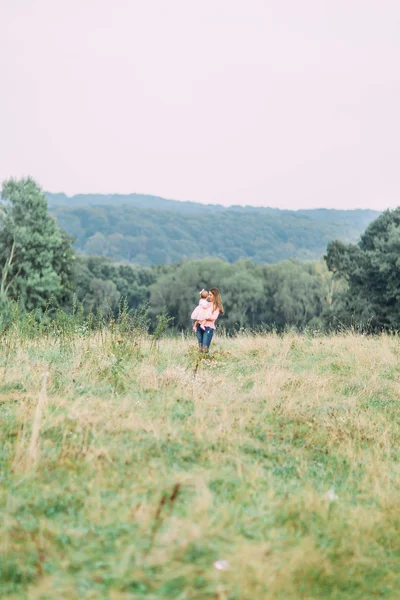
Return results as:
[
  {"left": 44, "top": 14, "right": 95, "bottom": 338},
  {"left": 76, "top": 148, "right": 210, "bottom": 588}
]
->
[{"left": 196, "top": 287, "right": 224, "bottom": 352}]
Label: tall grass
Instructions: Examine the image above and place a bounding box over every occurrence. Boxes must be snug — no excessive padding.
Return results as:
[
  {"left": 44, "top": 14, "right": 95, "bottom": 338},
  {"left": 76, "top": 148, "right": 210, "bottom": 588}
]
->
[{"left": 1, "top": 317, "right": 400, "bottom": 598}]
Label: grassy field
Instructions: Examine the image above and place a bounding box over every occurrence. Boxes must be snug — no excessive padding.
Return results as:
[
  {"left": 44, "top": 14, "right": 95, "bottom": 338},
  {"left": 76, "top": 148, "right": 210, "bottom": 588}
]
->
[{"left": 2, "top": 328, "right": 400, "bottom": 599}]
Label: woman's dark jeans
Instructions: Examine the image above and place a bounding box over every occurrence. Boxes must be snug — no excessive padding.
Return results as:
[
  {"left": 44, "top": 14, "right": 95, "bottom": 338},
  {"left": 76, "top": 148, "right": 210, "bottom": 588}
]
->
[{"left": 196, "top": 325, "right": 214, "bottom": 348}]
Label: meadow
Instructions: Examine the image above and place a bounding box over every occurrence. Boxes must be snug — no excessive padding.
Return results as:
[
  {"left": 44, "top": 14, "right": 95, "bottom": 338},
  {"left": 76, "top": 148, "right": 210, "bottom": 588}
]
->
[{"left": 2, "top": 321, "right": 400, "bottom": 599}]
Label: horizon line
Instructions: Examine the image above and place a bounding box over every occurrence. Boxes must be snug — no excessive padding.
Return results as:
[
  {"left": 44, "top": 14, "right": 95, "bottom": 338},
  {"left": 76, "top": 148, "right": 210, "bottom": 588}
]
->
[{"left": 45, "top": 190, "right": 384, "bottom": 213}]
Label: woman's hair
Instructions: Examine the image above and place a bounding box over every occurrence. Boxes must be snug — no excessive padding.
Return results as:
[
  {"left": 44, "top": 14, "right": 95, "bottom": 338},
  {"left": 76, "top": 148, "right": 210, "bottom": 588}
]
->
[
  {"left": 209, "top": 287, "right": 224, "bottom": 314},
  {"left": 199, "top": 289, "right": 209, "bottom": 299}
]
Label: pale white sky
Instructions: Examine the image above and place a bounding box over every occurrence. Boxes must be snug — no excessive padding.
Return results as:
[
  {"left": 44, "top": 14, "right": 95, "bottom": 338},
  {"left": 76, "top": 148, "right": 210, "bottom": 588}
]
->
[{"left": 1, "top": 0, "right": 400, "bottom": 209}]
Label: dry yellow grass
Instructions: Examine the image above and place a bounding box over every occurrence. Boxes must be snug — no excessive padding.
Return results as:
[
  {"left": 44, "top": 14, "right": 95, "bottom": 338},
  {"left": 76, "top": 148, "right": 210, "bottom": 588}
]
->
[{"left": 2, "top": 330, "right": 400, "bottom": 598}]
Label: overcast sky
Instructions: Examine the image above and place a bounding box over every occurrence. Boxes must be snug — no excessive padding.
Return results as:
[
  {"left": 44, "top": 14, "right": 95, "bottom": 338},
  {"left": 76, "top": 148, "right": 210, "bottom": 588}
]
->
[{"left": 1, "top": 0, "right": 400, "bottom": 210}]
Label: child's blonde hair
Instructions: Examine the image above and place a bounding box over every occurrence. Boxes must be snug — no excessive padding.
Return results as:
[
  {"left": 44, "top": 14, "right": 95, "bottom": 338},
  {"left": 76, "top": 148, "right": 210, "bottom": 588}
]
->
[{"left": 199, "top": 289, "right": 209, "bottom": 299}]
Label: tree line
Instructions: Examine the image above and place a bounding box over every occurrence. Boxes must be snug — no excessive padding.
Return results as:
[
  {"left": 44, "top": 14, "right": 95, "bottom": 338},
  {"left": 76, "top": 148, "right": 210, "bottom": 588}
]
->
[
  {"left": 0, "top": 178, "right": 398, "bottom": 333},
  {"left": 75, "top": 254, "right": 333, "bottom": 331}
]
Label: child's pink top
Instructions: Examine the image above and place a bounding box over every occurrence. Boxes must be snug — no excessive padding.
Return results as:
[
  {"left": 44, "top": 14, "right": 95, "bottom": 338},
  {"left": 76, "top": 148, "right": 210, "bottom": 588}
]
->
[
  {"left": 191, "top": 299, "right": 212, "bottom": 321},
  {"left": 204, "top": 307, "right": 220, "bottom": 330}
]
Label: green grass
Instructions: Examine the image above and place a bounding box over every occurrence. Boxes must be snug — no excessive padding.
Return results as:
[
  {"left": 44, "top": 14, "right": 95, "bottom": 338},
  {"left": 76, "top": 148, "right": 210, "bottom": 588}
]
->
[{"left": 2, "top": 330, "right": 400, "bottom": 598}]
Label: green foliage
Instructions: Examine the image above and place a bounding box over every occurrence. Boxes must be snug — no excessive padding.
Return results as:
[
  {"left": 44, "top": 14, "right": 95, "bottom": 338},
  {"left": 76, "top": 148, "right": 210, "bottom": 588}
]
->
[
  {"left": 70, "top": 255, "right": 335, "bottom": 333},
  {"left": 48, "top": 194, "right": 379, "bottom": 265},
  {"left": 0, "top": 178, "right": 74, "bottom": 311},
  {"left": 0, "top": 254, "right": 333, "bottom": 339},
  {"left": 151, "top": 313, "right": 175, "bottom": 348},
  {"left": 0, "top": 183, "right": 390, "bottom": 334},
  {"left": 73, "top": 255, "right": 156, "bottom": 316},
  {"left": 325, "top": 208, "right": 400, "bottom": 330},
  {"left": 258, "top": 260, "right": 331, "bottom": 330},
  {"left": 0, "top": 297, "right": 152, "bottom": 350},
  {"left": 149, "top": 258, "right": 331, "bottom": 332}
]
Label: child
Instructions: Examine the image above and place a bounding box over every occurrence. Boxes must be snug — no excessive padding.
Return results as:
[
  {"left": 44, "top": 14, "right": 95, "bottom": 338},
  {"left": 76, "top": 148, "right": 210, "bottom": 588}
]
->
[{"left": 191, "top": 289, "right": 212, "bottom": 332}]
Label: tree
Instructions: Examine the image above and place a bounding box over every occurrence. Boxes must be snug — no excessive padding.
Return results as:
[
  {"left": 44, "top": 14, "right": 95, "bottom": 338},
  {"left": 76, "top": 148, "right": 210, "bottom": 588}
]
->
[
  {"left": 325, "top": 208, "right": 400, "bottom": 330},
  {"left": 258, "top": 260, "right": 328, "bottom": 330},
  {"left": 86, "top": 278, "right": 120, "bottom": 315},
  {"left": 84, "top": 232, "right": 109, "bottom": 256},
  {"left": 73, "top": 255, "right": 156, "bottom": 315},
  {"left": 149, "top": 259, "right": 232, "bottom": 329},
  {"left": 0, "top": 178, "right": 74, "bottom": 311},
  {"left": 220, "top": 262, "right": 264, "bottom": 328},
  {"left": 149, "top": 257, "right": 329, "bottom": 332}
]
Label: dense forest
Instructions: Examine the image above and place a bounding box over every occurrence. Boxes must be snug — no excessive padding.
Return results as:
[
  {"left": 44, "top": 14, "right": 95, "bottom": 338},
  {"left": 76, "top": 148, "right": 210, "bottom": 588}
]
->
[
  {"left": 1, "top": 179, "right": 398, "bottom": 334},
  {"left": 75, "top": 255, "right": 335, "bottom": 331},
  {"left": 46, "top": 192, "right": 379, "bottom": 265}
]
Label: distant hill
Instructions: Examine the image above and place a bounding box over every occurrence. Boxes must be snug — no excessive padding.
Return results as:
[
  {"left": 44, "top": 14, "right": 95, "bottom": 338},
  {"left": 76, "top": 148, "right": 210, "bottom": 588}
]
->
[
  {"left": 46, "top": 192, "right": 225, "bottom": 213},
  {"left": 46, "top": 192, "right": 380, "bottom": 266}
]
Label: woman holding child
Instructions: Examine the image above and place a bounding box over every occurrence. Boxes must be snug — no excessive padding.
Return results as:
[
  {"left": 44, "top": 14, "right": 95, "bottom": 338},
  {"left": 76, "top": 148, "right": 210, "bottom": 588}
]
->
[{"left": 191, "top": 287, "right": 224, "bottom": 352}]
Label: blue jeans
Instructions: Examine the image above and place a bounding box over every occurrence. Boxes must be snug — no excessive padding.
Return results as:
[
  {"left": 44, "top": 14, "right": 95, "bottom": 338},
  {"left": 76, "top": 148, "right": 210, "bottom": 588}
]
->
[{"left": 196, "top": 325, "right": 214, "bottom": 348}]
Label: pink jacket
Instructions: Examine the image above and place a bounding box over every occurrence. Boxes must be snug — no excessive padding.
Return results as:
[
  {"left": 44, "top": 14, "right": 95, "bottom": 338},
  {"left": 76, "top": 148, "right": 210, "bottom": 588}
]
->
[{"left": 191, "top": 301, "right": 213, "bottom": 321}]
